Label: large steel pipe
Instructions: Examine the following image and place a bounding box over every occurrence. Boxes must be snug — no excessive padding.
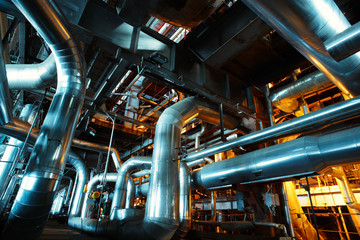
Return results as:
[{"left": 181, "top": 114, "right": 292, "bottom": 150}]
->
[
  {"left": 270, "top": 71, "right": 332, "bottom": 113},
  {"left": 0, "top": 104, "right": 37, "bottom": 199},
  {"left": 185, "top": 95, "right": 360, "bottom": 162},
  {"left": 6, "top": 54, "right": 56, "bottom": 89},
  {"left": 0, "top": 23, "right": 12, "bottom": 125},
  {"left": 66, "top": 153, "right": 89, "bottom": 217},
  {"left": 111, "top": 156, "right": 151, "bottom": 220},
  {"left": 241, "top": 0, "right": 360, "bottom": 97},
  {"left": 2, "top": 0, "right": 86, "bottom": 238},
  {"left": 193, "top": 125, "right": 360, "bottom": 189},
  {"left": 325, "top": 21, "right": 360, "bottom": 62}
]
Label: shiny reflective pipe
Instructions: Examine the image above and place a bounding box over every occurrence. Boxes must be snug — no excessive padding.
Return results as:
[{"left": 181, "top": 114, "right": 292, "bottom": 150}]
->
[
  {"left": 2, "top": 0, "right": 86, "bottom": 238},
  {"left": 111, "top": 156, "right": 151, "bottom": 220},
  {"left": 0, "top": 23, "right": 12, "bottom": 125},
  {"left": 6, "top": 54, "right": 56, "bottom": 89},
  {"left": 66, "top": 152, "right": 89, "bottom": 217},
  {"left": 0, "top": 104, "right": 37, "bottom": 199},
  {"left": 192, "top": 125, "right": 360, "bottom": 189},
  {"left": 185, "top": 95, "right": 360, "bottom": 162},
  {"left": 325, "top": 21, "right": 360, "bottom": 62},
  {"left": 270, "top": 71, "right": 332, "bottom": 113},
  {"left": 172, "top": 162, "right": 191, "bottom": 240},
  {"left": 79, "top": 173, "right": 118, "bottom": 219},
  {"left": 241, "top": 0, "right": 360, "bottom": 97}
]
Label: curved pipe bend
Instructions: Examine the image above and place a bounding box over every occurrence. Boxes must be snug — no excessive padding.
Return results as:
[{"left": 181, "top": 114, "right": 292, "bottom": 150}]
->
[
  {"left": 2, "top": 0, "right": 86, "bottom": 239},
  {"left": 6, "top": 54, "right": 56, "bottom": 90}
]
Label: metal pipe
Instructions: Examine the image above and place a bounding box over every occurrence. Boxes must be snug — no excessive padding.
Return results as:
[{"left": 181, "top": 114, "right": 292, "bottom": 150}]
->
[
  {"left": 184, "top": 95, "right": 360, "bottom": 162},
  {"left": 0, "top": 122, "right": 122, "bottom": 173},
  {"left": 131, "top": 169, "right": 151, "bottom": 178},
  {"left": 111, "top": 156, "right": 151, "bottom": 220},
  {"left": 135, "top": 182, "right": 149, "bottom": 198},
  {"left": 3, "top": 0, "right": 86, "bottom": 238},
  {"left": 241, "top": 0, "right": 360, "bottom": 98},
  {"left": 125, "top": 178, "right": 135, "bottom": 209},
  {"left": 192, "top": 125, "right": 360, "bottom": 189},
  {"left": 6, "top": 54, "right": 56, "bottom": 89},
  {"left": 66, "top": 152, "right": 89, "bottom": 217},
  {"left": 71, "top": 139, "right": 122, "bottom": 172},
  {"left": 172, "top": 162, "right": 191, "bottom": 239},
  {"left": 270, "top": 71, "right": 333, "bottom": 113},
  {"left": 79, "top": 173, "right": 118, "bottom": 219},
  {"left": 325, "top": 21, "right": 360, "bottom": 62},
  {"left": 0, "top": 22, "right": 12, "bottom": 125},
  {"left": 61, "top": 176, "right": 73, "bottom": 206},
  {"left": 0, "top": 104, "right": 37, "bottom": 199}
]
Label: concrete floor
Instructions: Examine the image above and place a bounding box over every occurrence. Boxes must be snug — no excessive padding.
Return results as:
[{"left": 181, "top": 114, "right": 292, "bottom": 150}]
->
[{"left": 39, "top": 220, "right": 110, "bottom": 240}]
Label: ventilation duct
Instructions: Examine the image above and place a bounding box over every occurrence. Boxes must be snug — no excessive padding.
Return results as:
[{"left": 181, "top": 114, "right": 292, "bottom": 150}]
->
[
  {"left": 2, "top": 0, "right": 86, "bottom": 238},
  {"left": 241, "top": 0, "right": 360, "bottom": 98},
  {"left": 270, "top": 71, "right": 332, "bottom": 113},
  {"left": 6, "top": 54, "right": 56, "bottom": 90},
  {"left": 192, "top": 125, "right": 360, "bottom": 189}
]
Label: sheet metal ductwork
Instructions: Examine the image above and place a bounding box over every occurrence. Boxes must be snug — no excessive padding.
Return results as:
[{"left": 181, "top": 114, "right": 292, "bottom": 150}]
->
[
  {"left": 241, "top": 0, "right": 360, "bottom": 98},
  {"left": 2, "top": 0, "right": 85, "bottom": 238},
  {"left": 192, "top": 125, "right": 360, "bottom": 189},
  {"left": 270, "top": 71, "right": 332, "bottom": 113},
  {"left": 6, "top": 54, "right": 56, "bottom": 90}
]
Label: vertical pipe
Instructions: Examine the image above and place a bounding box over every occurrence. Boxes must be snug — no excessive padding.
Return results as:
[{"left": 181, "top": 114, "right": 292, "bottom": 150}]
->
[
  {"left": 0, "top": 22, "right": 12, "bottom": 125},
  {"left": 3, "top": 0, "right": 86, "bottom": 238}
]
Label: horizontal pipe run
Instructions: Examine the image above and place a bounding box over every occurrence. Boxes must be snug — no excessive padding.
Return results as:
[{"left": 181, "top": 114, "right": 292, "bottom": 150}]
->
[
  {"left": 242, "top": 0, "right": 360, "bottom": 97},
  {"left": 192, "top": 125, "right": 360, "bottom": 189},
  {"left": 325, "top": 21, "right": 360, "bottom": 62},
  {"left": 184, "top": 95, "right": 360, "bottom": 162},
  {"left": 270, "top": 71, "right": 333, "bottom": 113},
  {"left": 6, "top": 54, "right": 56, "bottom": 89}
]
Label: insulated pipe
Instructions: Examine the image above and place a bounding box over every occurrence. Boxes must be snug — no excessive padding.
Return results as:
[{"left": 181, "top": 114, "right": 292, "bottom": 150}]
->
[
  {"left": 325, "top": 21, "right": 360, "bottom": 62},
  {"left": 192, "top": 125, "right": 360, "bottom": 189},
  {"left": 172, "top": 162, "right": 191, "bottom": 240},
  {"left": 3, "top": 0, "right": 85, "bottom": 238},
  {"left": 125, "top": 178, "right": 135, "bottom": 209},
  {"left": 118, "top": 96, "right": 234, "bottom": 240},
  {"left": 184, "top": 95, "right": 360, "bottom": 162},
  {"left": 135, "top": 182, "right": 149, "bottom": 198},
  {"left": 328, "top": 167, "right": 360, "bottom": 234},
  {"left": 111, "top": 156, "right": 151, "bottom": 220},
  {"left": 6, "top": 54, "right": 56, "bottom": 89},
  {"left": 79, "top": 173, "right": 118, "bottom": 219},
  {"left": 0, "top": 104, "right": 37, "bottom": 198},
  {"left": 0, "top": 23, "right": 12, "bottom": 125},
  {"left": 71, "top": 139, "right": 122, "bottom": 172},
  {"left": 66, "top": 152, "right": 89, "bottom": 217},
  {"left": 270, "top": 71, "right": 333, "bottom": 113},
  {"left": 241, "top": 0, "right": 360, "bottom": 98},
  {"left": 61, "top": 176, "right": 73, "bottom": 206}
]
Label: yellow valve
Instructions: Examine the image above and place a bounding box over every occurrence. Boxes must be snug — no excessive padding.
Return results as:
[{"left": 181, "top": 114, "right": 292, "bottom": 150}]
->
[{"left": 89, "top": 191, "right": 101, "bottom": 199}]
